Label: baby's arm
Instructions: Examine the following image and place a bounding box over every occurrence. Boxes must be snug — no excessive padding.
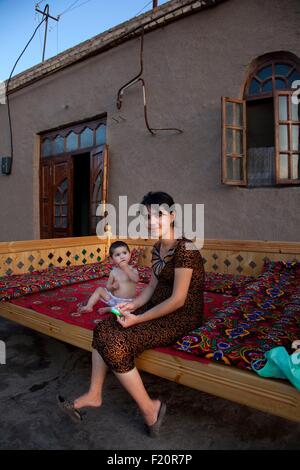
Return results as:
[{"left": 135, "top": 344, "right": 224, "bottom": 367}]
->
[
  {"left": 106, "top": 270, "right": 119, "bottom": 292},
  {"left": 129, "top": 267, "right": 139, "bottom": 284}
]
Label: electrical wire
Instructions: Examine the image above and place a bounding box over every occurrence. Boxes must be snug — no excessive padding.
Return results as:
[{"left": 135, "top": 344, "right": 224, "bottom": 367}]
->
[
  {"left": 35, "top": 0, "right": 47, "bottom": 8},
  {"left": 5, "top": 15, "right": 47, "bottom": 174},
  {"left": 35, "top": 11, "right": 44, "bottom": 55},
  {"left": 135, "top": 1, "right": 153, "bottom": 17},
  {"left": 56, "top": 19, "right": 59, "bottom": 54},
  {"left": 59, "top": 0, "right": 81, "bottom": 17},
  {"left": 58, "top": 0, "right": 93, "bottom": 17}
]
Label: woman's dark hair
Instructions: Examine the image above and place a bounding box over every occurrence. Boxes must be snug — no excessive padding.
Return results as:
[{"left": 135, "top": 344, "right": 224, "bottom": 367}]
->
[
  {"left": 141, "top": 191, "right": 175, "bottom": 208},
  {"left": 109, "top": 241, "right": 130, "bottom": 257},
  {"left": 140, "top": 191, "right": 175, "bottom": 227}
]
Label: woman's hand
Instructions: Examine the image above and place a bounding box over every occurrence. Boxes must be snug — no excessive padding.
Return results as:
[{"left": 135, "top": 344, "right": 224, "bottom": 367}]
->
[
  {"left": 116, "top": 311, "right": 141, "bottom": 328},
  {"left": 115, "top": 301, "right": 137, "bottom": 315}
]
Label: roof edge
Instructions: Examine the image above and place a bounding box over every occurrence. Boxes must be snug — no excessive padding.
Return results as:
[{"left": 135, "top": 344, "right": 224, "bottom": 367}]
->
[{"left": 7, "top": 0, "right": 227, "bottom": 94}]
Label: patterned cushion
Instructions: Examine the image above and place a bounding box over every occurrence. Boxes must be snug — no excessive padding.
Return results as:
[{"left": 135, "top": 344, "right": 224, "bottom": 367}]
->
[
  {"left": 204, "top": 272, "right": 256, "bottom": 296},
  {"left": 129, "top": 247, "right": 146, "bottom": 267},
  {"left": 262, "top": 259, "right": 300, "bottom": 274},
  {"left": 0, "top": 262, "right": 111, "bottom": 302},
  {"left": 137, "top": 266, "right": 152, "bottom": 283},
  {"left": 174, "top": 263, "right": 300, "bottom": 372}
]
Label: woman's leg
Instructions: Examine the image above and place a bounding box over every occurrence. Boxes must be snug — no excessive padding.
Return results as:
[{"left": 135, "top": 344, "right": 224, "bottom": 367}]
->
[
  {"left": 74, "top": 348, "right": 108, "bottom": 409},
  {"left": 114, "top": 367, "right": 161, "bottom": 426}
]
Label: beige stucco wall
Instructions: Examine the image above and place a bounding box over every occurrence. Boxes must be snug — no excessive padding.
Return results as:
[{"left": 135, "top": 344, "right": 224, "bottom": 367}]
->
[{"left": 0, "top": 0, "right": 299, "bottom": 242}]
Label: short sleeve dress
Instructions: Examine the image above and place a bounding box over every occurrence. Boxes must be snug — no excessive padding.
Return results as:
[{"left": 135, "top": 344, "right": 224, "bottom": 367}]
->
[{"left": 92, "top": 237, "right": 205, "bottom": 373}]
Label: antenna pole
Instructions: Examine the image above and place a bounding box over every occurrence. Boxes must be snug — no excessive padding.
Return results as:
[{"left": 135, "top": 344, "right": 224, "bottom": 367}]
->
[{"left": 35, "top": 3, "right": 59, "bottom": 62}]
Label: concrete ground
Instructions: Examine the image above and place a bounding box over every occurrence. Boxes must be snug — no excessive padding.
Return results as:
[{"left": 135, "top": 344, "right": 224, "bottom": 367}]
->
[{"left": 1, "top": 317, "right": 300, "bottom": 450}]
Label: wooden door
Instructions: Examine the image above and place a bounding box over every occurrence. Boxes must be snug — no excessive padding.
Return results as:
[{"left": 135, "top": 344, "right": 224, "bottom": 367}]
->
[
  {"left": 90, "top": 145, "right": 109, "bottom": 234},
  {"left": 40, "top": 159, "right": 53, "bottom": 239},
  {"left": 52, "top": 156, "right": 74, "bottom": 238}
]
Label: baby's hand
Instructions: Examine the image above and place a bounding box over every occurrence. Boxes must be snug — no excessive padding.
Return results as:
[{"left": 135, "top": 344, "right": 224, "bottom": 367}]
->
[
  {"left": 78, "top": 304, "right": 93, "bottom": 314},
  {"left": 118, "top": 260, "right": 129, "bottom": 270}
]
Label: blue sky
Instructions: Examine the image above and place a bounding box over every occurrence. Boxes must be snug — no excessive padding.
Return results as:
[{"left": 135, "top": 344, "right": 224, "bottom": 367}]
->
[{"left": 0, "top": 0, "right": 169, "bottom": 80}]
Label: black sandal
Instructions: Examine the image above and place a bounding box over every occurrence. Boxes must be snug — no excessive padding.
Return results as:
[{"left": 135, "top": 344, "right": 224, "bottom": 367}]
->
[
  {"left": 146, "top": 401, "right": 167, "bottom": 438},
  {"left": 56, "top": 395, "right": 83, "bottom": 423}
]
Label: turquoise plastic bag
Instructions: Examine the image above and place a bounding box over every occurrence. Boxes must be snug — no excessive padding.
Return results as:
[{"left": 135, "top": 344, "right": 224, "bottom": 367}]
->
[{"left": 253, "top": 346, "right": 300, "bottom": 391}]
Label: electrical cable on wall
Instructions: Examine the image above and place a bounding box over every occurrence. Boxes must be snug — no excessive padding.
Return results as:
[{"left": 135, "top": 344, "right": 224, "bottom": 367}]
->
[
  {"left": 5, "top": 15, "right": 47, "bottom": 175},
  {"left": 116, "top": 28, "right": 183, "bottom": 136},
  {"left": 4, "top": 0, "right": 196, "bottom": 174}
]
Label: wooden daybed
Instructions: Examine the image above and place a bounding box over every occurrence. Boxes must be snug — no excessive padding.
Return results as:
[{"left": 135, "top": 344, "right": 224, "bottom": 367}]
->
[{"left": 0, "top": 236, "right": 300, "bottom": 423}]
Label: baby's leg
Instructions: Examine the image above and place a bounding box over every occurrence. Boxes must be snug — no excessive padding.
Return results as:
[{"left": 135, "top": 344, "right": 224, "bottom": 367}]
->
[
  {"left": 97, "top": 306, "right": 113, "bottom": 315},
  {"left": 97, "top": 287, "right": 113, "bottom": 315},
  {"left": 96, "top": 286, "right": 111, "bottom": 303}
]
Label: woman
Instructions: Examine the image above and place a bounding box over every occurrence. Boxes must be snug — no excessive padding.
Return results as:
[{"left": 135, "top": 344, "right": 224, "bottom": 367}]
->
[{"left": 57, "top": 191, "right": 205, "bottom": 436}]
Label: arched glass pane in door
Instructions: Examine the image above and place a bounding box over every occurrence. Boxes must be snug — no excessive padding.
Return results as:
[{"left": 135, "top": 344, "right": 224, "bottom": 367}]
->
[{"left": 54, "top": 178, "right": 68, "bottom": 228}]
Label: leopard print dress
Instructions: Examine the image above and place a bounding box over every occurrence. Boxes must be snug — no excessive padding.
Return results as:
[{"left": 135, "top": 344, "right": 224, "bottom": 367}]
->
[{"left": 92, "top": 237, "right": 205, "bottom": 373}]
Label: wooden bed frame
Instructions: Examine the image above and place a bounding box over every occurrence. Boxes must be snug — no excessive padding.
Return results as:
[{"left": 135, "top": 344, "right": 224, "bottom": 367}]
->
[{"left": 0, "top": 236, "right": 300, "bottom": 423}]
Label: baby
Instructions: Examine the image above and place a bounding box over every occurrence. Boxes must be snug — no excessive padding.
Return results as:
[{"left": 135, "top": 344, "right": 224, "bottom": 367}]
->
[{"left": 78, "top": 241, "right": 139, "bottom": 315}]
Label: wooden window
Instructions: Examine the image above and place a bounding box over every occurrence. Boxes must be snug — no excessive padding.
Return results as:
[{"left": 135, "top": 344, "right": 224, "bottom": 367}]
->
[
  {"left": 66, "top": 131, "right": 79, "bottom": 152},
  {"left": 221, "top": 97, "right": 247, "bottom": 185},
  {"left": 275, "top": 91, "right": 300, "bottom": 184},
  {"left": 39, "top": 117, "right": 106, "bottom": 158},
  {"left": 245, "top": 61, "right": 300, "bottom": 100},
  {"left": 53, "top": 135, "right": 64, "bottom": 154},
  {"left": 95, "top": 124, "right": 106, "bottom": 146},
  {"left": 41, "top": 138, "right": 52, "bottom": 157},
  {"left": 79, "top": 127, "right": 94, "bottom": 149},
  {"left": 222, "top": 53, "right": 300, "bottom": 187}
]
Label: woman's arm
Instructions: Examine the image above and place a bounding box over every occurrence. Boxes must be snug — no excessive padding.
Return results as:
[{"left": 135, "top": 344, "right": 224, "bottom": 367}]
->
[
  {"left": 117, "top": 267, "right": 193, "bottom": 327},
  {"left": 135, "top": 267, "right": 193, "bottom": 323},
  {"left": 134, "top": 271, "right": 158, "bottom": 308}
]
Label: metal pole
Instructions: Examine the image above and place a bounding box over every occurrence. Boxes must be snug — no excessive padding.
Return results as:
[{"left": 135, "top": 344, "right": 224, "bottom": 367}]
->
[
  {"left": 42, "top": 5, "right": 49, "bottom": 62},
  {"left": 153, "top": 0, "right": 158, "bottom": 11},
  {"left": 35, "top": 4, "right": 59, "bottom": 62}
]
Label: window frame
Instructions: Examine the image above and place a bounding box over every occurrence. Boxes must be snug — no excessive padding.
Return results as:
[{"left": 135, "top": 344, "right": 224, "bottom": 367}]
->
[
  {"left": 274, "top": 90, "right": 300, "bottom": 184},
  {"left": 221, "top": 97, "right": 247, "bottom": 186},
  {"left": 245, "top": 59, "right": 300, "bottom": 102}
]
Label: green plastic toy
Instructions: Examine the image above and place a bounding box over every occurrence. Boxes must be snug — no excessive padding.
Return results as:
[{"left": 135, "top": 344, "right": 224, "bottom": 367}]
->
[{"left": 111, "top": 307, "right": 123, "bottom": 318}]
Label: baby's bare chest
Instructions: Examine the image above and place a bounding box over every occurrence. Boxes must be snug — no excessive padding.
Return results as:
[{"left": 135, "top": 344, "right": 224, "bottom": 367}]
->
[{"left": 114, "top": 269, "right": 134, "bottom": 282}]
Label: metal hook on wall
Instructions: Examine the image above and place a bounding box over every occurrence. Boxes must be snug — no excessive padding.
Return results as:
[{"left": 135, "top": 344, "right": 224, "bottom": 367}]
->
[{"left": 116, "top": 28, "right": 183, "bottom": 136}]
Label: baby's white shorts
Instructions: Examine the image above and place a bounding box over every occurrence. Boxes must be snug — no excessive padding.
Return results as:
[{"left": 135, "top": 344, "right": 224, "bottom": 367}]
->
[{"left": 102, "top": 287, "right": 133, "bottom": 307}]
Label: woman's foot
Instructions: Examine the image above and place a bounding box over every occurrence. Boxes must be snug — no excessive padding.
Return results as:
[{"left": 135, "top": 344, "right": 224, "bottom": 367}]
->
[
  {"left": 143, "top": 399, "right": 162, "bottom": 426},
  {"left": 73, "top": 392, "right": 102, "bottom": 410},
  {"left": 143, "top": 399, "right": 167, "bottom": 437},
  {"left": 98, "top": 307, "right": 113, "bottom": 315}
]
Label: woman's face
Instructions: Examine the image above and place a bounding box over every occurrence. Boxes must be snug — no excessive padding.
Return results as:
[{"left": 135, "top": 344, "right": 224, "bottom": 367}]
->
[{"left": 146, "top": 205, "right": 175, "bottom": 239}]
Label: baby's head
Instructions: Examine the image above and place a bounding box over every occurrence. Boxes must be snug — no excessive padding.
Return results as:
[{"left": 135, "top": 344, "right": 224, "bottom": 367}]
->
[{"left": 109, "top": 241, "right": 131, "bottom": 266}]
